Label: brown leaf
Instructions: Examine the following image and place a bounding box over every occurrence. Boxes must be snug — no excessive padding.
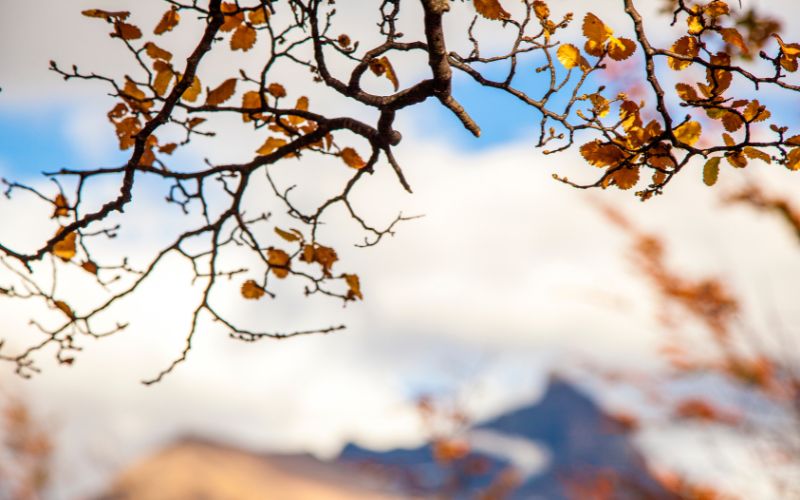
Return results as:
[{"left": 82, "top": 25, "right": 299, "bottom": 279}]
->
[
  {"left": 267, "top": 248, "right": 291, "bottom": 278},
  {"left": 343, "top": 274, "right": 363, "bottom": 300},
  {"left": 231, "top": 24, "right": 257, "bottom": 51},
  {"left": 268, "top": 83, "right": 287, "bottom": 98},
  {"left": 54, "top": 300, "right": 75, "bottom": 319},
  {"left": 181, "top": 75, "right": 201, "bottom": 102},
  {"left": 152, "top": 64, "right": 174, "bottom": 97},
  {"left": 113, "top": 21, "right": 142, "bottom": 40},
  {"left": 144, "top": 42, "right": 172, "bottom": 61},
  {"left": 81, "top": 261, "right": 99, "bottom": 275},
  {"left": 275, "top": 227, "right": 301, "bottom": 242},
  {"left": 82, "top": 9, "right": 130, "bottom": 21},
  {"left": 369, "top": 57, "right": 399, "bottom": 91},
  {"left": 241, "top": 280, "right": 266, "bottom": 300},
  {"left": 248, "top": 8, "right": 269, "bottom": 25},
  {"left": 154, "top": 8, "right": 180, "bottom": 35},
  {"left": 607, "top": 37, "right": 636, "bottom": 61},
  {"left": 205, "top": 78, "right": 237, "bottom": 106}
]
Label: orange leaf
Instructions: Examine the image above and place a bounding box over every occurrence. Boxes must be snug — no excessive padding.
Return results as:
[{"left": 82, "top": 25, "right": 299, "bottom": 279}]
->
[
  {"left": 52, "top": 194, "right": 69, "bottom": 218},
  {"left": 340, "top": 147, "right": 366, "bottom": 169},
  {"left": 52, "top": 229, "right": 77, "bottom": 262},
  {"left": 473, "top": 0, "right": 510, "bottom": 20},
  {"left": 82, "top": 9, "right": 130, "bottom": 21},
  {"left": 344, "top": 273, "right": 363, "bottom": 300},
  {"left": 113, "top": 21, "right": 142, "bottom": 40},
  {"left": 231, "top": 24, "right": 257, "bottom": 51},
  {"left": 267, "top": 248, "right": 291, "bottom": 278},
  {"left": 268, "top": 83, "right": 287, "bottom": 98},
  {"left": 256, "top": 137, "right": 287, "bottom": 156},
  {"left": 154, "top": 8, "right": 180, "bottom": 35},
  {"left": 607, "top": 37, "right": 636, "bottom": 61},
  {"left": 54, "top": 300, "right": 75, "bottom": 319},
  {"left": 668, "top": 36, "right": 699, "bottom": 70},
  {"left": 144, "top": 42, "right": 172, "bottom": 61},
  {"left": 241, "top": 279, "right": 266, "bottom": 299},
  {"left": 583, "top": 13, "right": 613, "bottom": 44},
  {"left": 205, "top": 78, "right": 237, "bottom": 106},
  {"left": 275, "top": 227, "right": 302, "bottom": 242},
  {"left": 181, "top": 75, "right": 201, "bottom": 102}
]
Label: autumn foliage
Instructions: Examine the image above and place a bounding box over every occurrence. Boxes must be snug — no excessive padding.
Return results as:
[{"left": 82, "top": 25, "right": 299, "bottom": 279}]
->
[{"left": 0, "top": 0, "right": 799, "bottom": 383}]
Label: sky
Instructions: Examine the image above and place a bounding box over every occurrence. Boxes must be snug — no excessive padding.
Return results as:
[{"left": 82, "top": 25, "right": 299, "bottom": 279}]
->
[{"left": 2, "top": 0, "right": 800, "bottom": 498}]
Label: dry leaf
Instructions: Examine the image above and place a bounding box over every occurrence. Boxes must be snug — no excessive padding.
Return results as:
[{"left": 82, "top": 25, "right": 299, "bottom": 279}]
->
[
  {"left": 340, "top": 147, "right": 366, "bottom": 169},
  {"left": 52, "top": 229, "right": 77, "bottom": 262},
  {"left": 473, "top": 0, "right": 510, "bottom": 20},
  {"left": 205, "top": 78, "right": 237, "bottom": 106},
  {"left": 154, "top": 8, "right": 180, "bottom": 35},
  {"left": 241, "top": 279, "right": 266, "bottom": 299},
  {"left": 231, "top": 24, "right": 257, "bottom": 51}
]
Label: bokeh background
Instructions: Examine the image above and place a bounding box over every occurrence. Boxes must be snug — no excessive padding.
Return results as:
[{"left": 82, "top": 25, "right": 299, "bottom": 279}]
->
[{"left": 1, "top": 0, "right": 799, "bottom": 498}]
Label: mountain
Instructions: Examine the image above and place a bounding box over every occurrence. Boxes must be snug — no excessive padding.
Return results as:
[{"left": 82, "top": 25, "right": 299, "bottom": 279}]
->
[
  {"left": 98, "top": 379, "right": 676, "bottom": 499},
  {"left": 339, "top": 378, "right": 678, "bottom": 499}
]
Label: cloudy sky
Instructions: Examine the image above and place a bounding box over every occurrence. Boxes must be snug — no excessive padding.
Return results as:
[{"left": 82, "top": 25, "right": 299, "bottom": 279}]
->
[{"left": 2, "top": 0, "right": 800, "bottom": 498}]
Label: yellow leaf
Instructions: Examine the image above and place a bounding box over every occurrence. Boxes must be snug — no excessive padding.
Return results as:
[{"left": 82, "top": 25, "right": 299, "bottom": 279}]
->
[
  {"left": 786, "top": 148, "right": 800, "bottom": 171},
  {"left": 205, "top": 78, "right": 237, "bottom": 106},
  {"left": 231, "top": 24, "right": 257, "bottom": 51},
  {"left": 220, "top": 12, "right": 244, "bottom": 32},
  {"left": 241, "top": 280, "right": 266, "bottom": 300},
  {"left": 473, "top": 0, "right": 510, "bottom": 20},
  {"left": 607, "top": 37, "right": 636, "bottom": 61},
  {"left": 52, "top": 194, "right": 69, "bottom": 218},
  {"left": 144, "top": 42, "right": 172, "bottom": 61},
  {"left": 557, "top": 44, "right": 581, "bottom": 69},
  {"left": 743, "top": 100, "right": 770, "bottom": 122},
  {"left": 340, "top": 147, "right": 366, "bottom": 169},
  {"left": 674, "top": 120, "right": 702, "bottom": 146},
  {"left": 668, "top": 36, "right": 698, "bottom": 70},
  {"left": 154, "top": 8, "right": 180, "bottom": 35},
  {"left": 687, "top": 15, "right": 703, "bottom": 35},
  {"left": 52, "top": 229, "right": 77, "bottom": 262},
  {"left": 588, "top": 94, "right": 609, "bottom": 117},
  {"left": 533, "top": 1, "right": 549, "bottom": 21},
  {"left": 256, "top": 137, "right": 287, "bottom": 156},
  {"left": 583, "top": 13, "right": 613, "bottom": 44},
  {"left": 703, "top": 157, "right": 720, "bottom": 186},
  {"left": 267, "top": 248, "right": 291, "bottom": 278},
  {"left": 344, "top": 274, "right": 363, "bottom": 300},
  {"left": 181, "top": 75, "right": 201, "bottom": 102}
]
